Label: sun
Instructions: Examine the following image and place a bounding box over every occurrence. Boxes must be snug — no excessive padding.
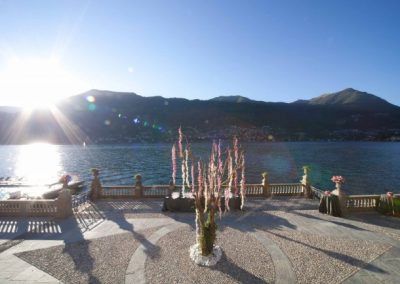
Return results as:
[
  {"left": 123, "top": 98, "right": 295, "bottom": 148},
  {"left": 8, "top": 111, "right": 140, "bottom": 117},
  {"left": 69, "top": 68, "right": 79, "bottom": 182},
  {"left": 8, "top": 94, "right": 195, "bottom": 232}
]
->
[{"left": 0, "top": 57, "right": 87, "bottom": 109}]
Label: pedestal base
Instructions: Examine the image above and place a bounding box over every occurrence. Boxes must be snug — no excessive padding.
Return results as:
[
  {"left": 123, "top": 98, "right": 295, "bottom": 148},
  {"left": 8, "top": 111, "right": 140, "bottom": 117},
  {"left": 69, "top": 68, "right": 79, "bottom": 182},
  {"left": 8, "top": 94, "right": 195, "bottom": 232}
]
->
[{"left": 189, "top": 244, "right": 222, "bottom": 266}]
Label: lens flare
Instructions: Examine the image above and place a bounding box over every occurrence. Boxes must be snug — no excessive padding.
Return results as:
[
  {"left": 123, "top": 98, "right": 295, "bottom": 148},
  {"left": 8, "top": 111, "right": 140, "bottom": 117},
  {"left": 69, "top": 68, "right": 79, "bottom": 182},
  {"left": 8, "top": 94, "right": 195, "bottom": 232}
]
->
[{"left": 86, "top": 95, "right": 96, "bottom": 103}]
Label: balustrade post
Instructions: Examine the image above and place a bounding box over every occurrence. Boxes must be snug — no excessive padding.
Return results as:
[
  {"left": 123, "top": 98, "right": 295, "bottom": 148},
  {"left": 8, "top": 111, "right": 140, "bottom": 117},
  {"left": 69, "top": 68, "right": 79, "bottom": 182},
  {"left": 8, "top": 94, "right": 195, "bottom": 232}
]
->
[
  {"left": 55, "top": 188, "right": 73, "bottom": 219},
  {"left": 135, "top": 174, "right": 143, "bottom": 198},
  {"left": 262, "top": 172, "right": 271, "bottom": 198},
  {"left": 332, "top": 182, "right": 348, "bottom": 216},
  {"left": 301, "top": 166, "right": 311, "bottom": 198},
  {"left": 90, "top": 168, "right": 102, "bottom": 201}
]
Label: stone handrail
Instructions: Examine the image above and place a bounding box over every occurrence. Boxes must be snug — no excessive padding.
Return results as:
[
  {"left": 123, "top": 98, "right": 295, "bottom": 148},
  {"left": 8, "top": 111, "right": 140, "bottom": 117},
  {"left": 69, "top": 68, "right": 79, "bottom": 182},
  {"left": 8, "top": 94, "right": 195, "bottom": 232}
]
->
[
  {"left": 101, "top": 186, "right": 136, "bottom": 198},
  {"left": 100, "top": 183, "right": 306, "bottom": 198},
  {"left": 101, "top": 185, "right": 172, "bottom": 198},
  {"left": 270, "top": 183, "right": 304, "bottom": 196},
  {"left": 310, "top": 186, "right": 324, "bottom": 199},
  {"left": 0, "top": 197, "right": 67, "bottom": 218},
  {"left": 71, "top": 191, "right": 90, "bottom": 210},
  {"left": 346, "top": 194, "right": 381, "bottom": 211},
  {"left": 245, "top": 184, "right": 264, "bottom": 196},
  {"left": 142, "top": 185, "right": 170, "bottom": 197}
]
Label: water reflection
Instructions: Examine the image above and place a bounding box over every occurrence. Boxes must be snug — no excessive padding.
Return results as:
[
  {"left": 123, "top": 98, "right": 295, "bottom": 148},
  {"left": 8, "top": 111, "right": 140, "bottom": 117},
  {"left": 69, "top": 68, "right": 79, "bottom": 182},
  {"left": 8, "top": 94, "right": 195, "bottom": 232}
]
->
[
  {"left": 0, "top": 142, "right": 399, "bottom": 197},
  {"left": 13, "top": 143, "right": 62, "bottom": 196}
]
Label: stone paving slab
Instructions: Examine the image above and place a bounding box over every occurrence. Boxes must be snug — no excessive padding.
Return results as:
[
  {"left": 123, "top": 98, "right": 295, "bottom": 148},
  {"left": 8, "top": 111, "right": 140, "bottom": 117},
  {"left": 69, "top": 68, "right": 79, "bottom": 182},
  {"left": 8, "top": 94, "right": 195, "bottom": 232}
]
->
[
  {"left": 343, "top": 246, "right": 400, "bottom": 284},
  {"left": 0, "top": 198, "right": 399, "bottom": 283}
]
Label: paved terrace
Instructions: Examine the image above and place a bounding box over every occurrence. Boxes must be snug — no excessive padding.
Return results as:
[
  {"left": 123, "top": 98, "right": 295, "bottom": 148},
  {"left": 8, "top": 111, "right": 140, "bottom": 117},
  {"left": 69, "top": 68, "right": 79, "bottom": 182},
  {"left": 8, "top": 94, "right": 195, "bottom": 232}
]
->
[{"left": 0, "top": 197, "right": 399, "bottom": 283}]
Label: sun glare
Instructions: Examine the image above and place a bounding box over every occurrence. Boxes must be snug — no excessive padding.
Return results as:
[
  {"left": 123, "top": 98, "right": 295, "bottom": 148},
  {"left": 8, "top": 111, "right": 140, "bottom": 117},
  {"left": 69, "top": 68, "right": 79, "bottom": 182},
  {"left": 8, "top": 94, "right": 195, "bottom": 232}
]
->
[
  {"left": 14, "top": 143, "right": 62, "bottom": 196},
  {"left": 0, "top": 57, "right": 86, "bottom": 109}
]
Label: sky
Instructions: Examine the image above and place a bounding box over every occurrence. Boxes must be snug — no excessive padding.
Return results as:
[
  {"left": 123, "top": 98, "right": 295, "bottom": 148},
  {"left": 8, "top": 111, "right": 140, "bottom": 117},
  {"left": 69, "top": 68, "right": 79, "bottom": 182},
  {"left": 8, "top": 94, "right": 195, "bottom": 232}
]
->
[{"left": 0, "top": 0, "right": 399, "bottom": 107}]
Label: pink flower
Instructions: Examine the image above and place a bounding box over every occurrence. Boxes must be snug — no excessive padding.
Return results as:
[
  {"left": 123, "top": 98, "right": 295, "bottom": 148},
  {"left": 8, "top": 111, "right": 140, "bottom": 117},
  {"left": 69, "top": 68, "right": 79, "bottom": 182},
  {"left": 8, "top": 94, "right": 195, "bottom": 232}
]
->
[
  {"left": 191, "top": 163, "right": 195, "bottom": 193},
  {"left": 171, "top": 144, "right": 176, "bottom": 185},
  {"left": 217, "top": 140, "right": 222, "bottom": 192},
  {"left": 234, "top": 136, "right": 239, "bottom": 165},
  {"left": 331, "top": 175, "right": 345, "bottom": 184},
  {"left": 59, "top": 175, "right": 71, "bottom": 184},
  {"left": 197, "top": 161, "right": 203, "bottom": 196},
  {"left": 178, "top": 127, "right": 183, "bottom": 158},
  {"left": 217, "top": 140, "right": 223, "bottom": 175},
  {"left": 240, "top": 156, "right": 246, "bottom": 195}
]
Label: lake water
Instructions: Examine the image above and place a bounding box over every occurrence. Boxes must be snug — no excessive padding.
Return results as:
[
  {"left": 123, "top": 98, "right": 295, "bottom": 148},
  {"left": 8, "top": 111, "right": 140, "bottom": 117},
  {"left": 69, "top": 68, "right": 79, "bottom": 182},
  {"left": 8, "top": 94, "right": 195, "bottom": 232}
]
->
[{"left": 0, "top": 142, "right": 399, "bottom": 198}]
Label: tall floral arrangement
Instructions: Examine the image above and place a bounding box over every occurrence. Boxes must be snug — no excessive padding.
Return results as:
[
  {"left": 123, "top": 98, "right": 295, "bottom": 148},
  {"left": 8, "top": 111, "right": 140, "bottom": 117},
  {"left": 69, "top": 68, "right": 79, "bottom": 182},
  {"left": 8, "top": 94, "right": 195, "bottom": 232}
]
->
[{"left": 171, "top": 129, "right": 246, "bottom": 265}]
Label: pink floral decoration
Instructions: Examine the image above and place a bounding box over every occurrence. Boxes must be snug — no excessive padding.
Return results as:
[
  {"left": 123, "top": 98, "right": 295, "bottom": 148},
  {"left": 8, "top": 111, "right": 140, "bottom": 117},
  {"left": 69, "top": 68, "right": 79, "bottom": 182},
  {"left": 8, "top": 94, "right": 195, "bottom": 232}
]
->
[
  {"left": 331, "top": 175, "right": 345, "bottom": 184},
  {"left": 59, "top": 174, "right": 72, "bottom": 184},
  {"left": 240, "top": 156, "right": 246, "bottom": 197},
  {"left": 217, "top": 140, "right": 222, "bottom": 192},
  {"left": 171, "top": 144, "right": 176, "bottom": 185},
  {"left": 197, "top": 161, "right": 203, "bottom": 196},
  {"left": 178, "top": 126, "right": 183, "bottom": 158},
  {"left": 191, "top": 163, "right": 195, "bottom": 193}
]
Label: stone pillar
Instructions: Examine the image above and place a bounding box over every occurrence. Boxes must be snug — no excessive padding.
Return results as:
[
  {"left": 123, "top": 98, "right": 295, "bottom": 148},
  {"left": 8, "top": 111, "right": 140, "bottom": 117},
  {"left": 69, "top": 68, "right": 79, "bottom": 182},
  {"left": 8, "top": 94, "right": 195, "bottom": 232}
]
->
[
  {"left": 135, "top": 174, "right": 143, "bottom": 198},
  {"left": 301, "top": 166, "right": 311, "bottom": 198},
  {"left": 332, "top": 182, "right": 348, "bottom": 216},
  {"left": 90, "top": 168, "right": 102, "bottom": 201},
  {"left": 56, "top": 188, "right": 73, "bottom": 219},
  {"left": 262, "top": 172, "right": 271, "bottom": 198}
]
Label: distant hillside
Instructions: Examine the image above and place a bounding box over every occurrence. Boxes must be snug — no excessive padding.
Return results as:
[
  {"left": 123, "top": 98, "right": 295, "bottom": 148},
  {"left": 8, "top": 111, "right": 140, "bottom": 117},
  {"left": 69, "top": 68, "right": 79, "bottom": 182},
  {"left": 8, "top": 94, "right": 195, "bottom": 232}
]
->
[
  {"left": 1, "top": 88, "right": 400, "bottom": 144},
  {"left": 210, "top": 95, "right": 255, "bottom": 103},
  {"left": 294, "top": 88, "right": 398, "bottom": 112}
]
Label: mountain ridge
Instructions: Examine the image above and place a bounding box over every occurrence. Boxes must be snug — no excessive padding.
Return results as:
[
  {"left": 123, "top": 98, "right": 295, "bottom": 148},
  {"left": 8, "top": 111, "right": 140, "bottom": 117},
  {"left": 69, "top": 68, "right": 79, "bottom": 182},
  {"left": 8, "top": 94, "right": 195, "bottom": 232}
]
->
[
  {"left": 1, "top": 88, "right": 400, "bottom": 144},
  {"left": 292, "top": 88, "right": 398, "bottom": 111}
]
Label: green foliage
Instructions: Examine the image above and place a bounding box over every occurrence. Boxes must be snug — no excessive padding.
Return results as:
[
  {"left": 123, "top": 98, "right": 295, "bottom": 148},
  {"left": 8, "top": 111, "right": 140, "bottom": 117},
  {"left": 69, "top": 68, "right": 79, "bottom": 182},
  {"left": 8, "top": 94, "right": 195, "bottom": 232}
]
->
[{"left": 199, "top": 211, "right": 217, "bottom": 256}]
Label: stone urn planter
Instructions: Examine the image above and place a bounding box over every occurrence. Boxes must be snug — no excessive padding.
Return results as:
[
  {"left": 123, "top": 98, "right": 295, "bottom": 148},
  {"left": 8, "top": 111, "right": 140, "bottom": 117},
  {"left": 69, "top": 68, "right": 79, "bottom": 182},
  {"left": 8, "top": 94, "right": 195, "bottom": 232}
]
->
[{"left": 330, "top": 176, "right": 347, "bottom": 216}]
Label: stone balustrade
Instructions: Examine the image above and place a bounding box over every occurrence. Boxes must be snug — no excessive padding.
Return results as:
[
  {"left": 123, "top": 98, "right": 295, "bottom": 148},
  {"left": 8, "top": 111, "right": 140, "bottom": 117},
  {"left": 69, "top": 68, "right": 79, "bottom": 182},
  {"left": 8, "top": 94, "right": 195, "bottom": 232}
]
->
[
  {"left": 270, "top": 183, "right": 304, "bottom": 196},
  {"left": 0, "top": 189, "right": 73, "bottom": 218},
  {"left": 100, "top": 185, "right": 171, "bottom": 198},
  {"left": 89, "top": 168, "right": 311, "bottom": 200},
  {"left": 1, "top": 167, "right": 397, "bottom": 218},
  {"left": 245, "top": 184, "right": 264, "bottom": 196},
  {"left": 346, "top": 195, "right": 380, "bottom": 210},
  {"left": 97, "top": 183, "right": 305, "bottom": 199}
]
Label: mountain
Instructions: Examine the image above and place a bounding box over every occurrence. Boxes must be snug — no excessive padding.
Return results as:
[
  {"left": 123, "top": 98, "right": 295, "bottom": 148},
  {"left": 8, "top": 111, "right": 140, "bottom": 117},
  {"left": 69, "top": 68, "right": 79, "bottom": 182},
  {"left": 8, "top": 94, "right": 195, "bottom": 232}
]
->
[
  {"left": 293, "top": 88, "right": 398, "bottom": 112},
  {"left": 1, "top": 88, "right": 400, "bottom": 144},
  {"left": 210, "top": 95, "right": 255, "bottom": 103}
]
